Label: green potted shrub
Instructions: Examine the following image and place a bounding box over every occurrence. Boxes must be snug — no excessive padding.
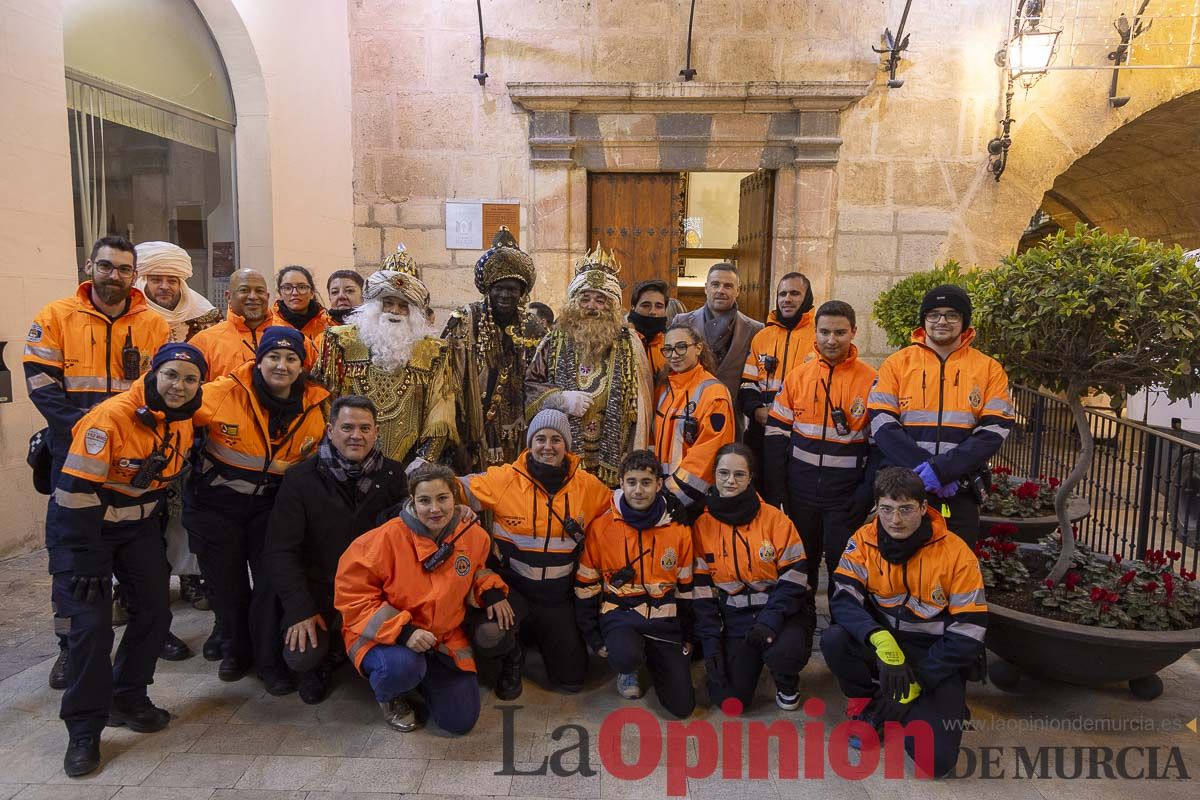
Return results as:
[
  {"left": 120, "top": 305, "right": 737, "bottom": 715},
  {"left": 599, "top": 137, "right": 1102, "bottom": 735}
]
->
[{"left": 970, "top": 224, "right": 1200, "bottom": 698}]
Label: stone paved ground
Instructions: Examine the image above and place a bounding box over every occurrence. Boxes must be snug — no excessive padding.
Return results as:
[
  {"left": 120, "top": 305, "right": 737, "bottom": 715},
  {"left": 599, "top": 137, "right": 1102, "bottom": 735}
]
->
[{"left": 0, "top": 548, "right": 1198, "bottom": 800}]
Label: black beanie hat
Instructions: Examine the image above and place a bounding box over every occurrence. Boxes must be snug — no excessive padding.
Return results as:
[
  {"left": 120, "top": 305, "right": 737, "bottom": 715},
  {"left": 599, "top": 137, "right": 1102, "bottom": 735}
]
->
[{"left": 920, "top": 284, "right": 972, "bottom": 329}]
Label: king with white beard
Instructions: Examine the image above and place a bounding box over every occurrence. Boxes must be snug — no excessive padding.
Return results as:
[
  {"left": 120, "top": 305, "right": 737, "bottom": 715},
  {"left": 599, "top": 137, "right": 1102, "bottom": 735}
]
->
[{"left": 311, "top": 247, "right": 458, "bottom": 466}]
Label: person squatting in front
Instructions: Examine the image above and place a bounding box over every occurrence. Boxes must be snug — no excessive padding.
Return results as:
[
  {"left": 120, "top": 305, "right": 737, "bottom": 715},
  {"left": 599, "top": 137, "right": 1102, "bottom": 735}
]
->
[
  {"left": 50, "top": 342, "right": 207, "bottom": 777},
  {"left": 458, "top": 409, "right": 612, "bottom": 699},
  {"left": 653, "top": 321, "right": 735, "bottom": 521},
  {"left": 574, "top": 449, "right": 696, "bottom": 718},
  {"left": 821, "top": 466, "right": 988, "bottom": 778},
  {"left": 692, "top": 444, "right": 814, "bottom": 712},
  {"left": 335, "top": 463, "right": 514, "bottom": 735},
  {"left": 183, "top": 326, "right": 329, "bottom": 693},
  {"left": 261, "top": 395, "right": 410, "bottom": 704}
]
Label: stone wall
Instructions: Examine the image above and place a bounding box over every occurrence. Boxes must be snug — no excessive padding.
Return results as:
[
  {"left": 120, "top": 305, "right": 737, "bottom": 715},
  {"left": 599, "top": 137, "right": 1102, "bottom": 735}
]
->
[{"left": 347, "top": 0, "right": 1200, "bottom": 360}]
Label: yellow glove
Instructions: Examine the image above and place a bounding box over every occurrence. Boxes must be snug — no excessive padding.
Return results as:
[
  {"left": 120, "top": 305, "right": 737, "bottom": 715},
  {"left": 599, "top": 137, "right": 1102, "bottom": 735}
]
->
[
  {"left": 868, "top": 629, "right": 905, "bottom": 665},
  {"left": 868, "top": 629, "right": 915, "bottom": 702},
  {"left": 900, "top": 681, "right": 921, "bottom": 704}
]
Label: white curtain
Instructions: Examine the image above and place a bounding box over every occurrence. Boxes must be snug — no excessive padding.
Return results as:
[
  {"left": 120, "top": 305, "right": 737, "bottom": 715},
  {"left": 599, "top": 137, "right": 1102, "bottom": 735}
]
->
[{"left": 68, "top": 81, "right": 106, "bottom": 250}]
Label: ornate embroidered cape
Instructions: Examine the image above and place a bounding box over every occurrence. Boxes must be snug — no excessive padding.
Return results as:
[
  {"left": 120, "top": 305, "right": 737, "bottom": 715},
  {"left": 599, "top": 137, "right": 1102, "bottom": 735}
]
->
[{"left": 311, "top": 324, "right": 459, "bottom": 464}]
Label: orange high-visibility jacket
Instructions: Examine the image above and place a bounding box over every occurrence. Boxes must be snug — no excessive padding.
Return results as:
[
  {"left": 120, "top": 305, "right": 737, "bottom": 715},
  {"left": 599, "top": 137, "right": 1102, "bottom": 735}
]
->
[
  {"left": 764, "top": 343, "right": 878, "bottom": 508},
  {"left": 275, "top": 301, "right": 332, "bottom": 339},
  {"left": 830, "top": 507, "right": 988, "bottom": 687},
  {"left": 190, "top": 361, "right": 329, "bottom": 499},
  {"left": 739, "top": 309, "right": 814, "bottom": 418},
  {"left": 868, "top": 328, "right": 1014, "bottom": 484},
  {"left": 23, "top": 283, "right": 169, "bottom": 449},
  {"left": 335, "top": 513, "right": 507, "bottom": 673},
  {"left": 574, "top": 493, "right": 695, "bottom": 647},
  {"left": 190, "top": 309, "right": 314, "bottom": 380},
  {"left": 640, "top": 329, "right": 666, "bottom": 376},
  {"left": 653, "top": 363, "right": 734, "bottom": 506},
  {"left": 691, "top": 498, "right": 808, "bottom": 644},
  {"left": 47, "top": 378, "right": 197, "bottom": 573},
  {"left": 461, "top": 451, "right": 611, "bottom": 605}
]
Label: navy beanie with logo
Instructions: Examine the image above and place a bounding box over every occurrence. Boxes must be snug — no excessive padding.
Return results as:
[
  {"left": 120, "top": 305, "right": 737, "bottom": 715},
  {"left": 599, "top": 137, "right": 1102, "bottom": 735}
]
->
[{"left": 255, "top": 325, "right": 307, "bottom": 363}]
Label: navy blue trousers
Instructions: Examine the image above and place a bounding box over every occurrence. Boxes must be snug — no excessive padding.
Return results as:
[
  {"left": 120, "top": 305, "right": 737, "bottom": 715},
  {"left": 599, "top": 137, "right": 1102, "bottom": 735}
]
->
[{"left": 360, "top": 645, "right": 481, "bottom": 735}]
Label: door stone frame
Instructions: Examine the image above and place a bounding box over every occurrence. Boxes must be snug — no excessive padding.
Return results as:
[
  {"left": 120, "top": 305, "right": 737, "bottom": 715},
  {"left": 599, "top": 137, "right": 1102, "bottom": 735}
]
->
[{"left": 507, "top": 81, "right": 870, "bottom": 301}]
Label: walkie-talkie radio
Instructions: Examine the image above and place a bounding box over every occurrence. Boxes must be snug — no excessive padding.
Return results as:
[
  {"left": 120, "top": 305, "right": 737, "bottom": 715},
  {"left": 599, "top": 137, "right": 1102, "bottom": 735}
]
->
[
  {"left": 121, "top": 329, "right": 141, "bottom": 381},
  {"left": 830, "top": 407, "right": 851, "bottom": 437}
]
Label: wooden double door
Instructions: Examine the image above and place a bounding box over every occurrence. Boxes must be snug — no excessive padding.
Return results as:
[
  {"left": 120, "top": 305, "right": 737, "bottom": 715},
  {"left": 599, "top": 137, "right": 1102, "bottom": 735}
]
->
[{"left": 586, "top": 171, "right": 774, "bottom": 321}]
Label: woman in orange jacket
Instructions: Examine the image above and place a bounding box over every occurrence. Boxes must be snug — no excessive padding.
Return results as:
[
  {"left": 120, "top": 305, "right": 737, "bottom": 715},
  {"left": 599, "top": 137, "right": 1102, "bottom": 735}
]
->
[
  {"left": 458, "top": 409, "right": 611, "bottom": 699},
  {"left": 336, "top": 463, "right": 513, "bottom": 735},
  {"left": 184, "top": 327, "right": 329, "bottom": 692},
  {"left": 692, "top": 443, "right": 814, "bottom": 712},
  {"left": 654, "top": 322, "right": 735, "bottom": 517},
  {"left": 275, "top": 265, "right": 331, "bottom": 339}
]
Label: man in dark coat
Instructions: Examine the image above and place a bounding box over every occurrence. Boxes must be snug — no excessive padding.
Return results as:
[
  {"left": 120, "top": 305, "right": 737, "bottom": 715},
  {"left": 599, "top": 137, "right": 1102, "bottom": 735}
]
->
[{"left": 261, "top": 395, "right": 409, "bottom": 703}]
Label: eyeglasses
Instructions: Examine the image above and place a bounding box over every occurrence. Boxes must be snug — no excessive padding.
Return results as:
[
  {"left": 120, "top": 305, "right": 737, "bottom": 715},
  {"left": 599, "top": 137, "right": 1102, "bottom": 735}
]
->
[
  {"left": 660, "top": 343, "right": 697, "bottom": 357},
  {"left": 877, "top": 503, "right": 922, "bottom": 518},
  {"left": 924, "top": 311, "right": 963, "bottom": 324},
  {"left": 94, "top": 262, "right": 135, "bottom": 279},
  {"left": 279, "top": 284, "right": 312, "bottom": 295},
  {"left": 715, "top": 468, "right": 751, "bottom": 483}
]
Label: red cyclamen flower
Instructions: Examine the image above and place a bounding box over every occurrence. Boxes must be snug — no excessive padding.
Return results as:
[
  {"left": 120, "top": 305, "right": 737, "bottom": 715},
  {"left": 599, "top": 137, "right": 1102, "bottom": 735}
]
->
[
  {"left": 1119, "top": 570, "right": 1137, "bottom": 586},
  {"left": 1142, "top": 581, "right": 1159, "bottom": 593}
]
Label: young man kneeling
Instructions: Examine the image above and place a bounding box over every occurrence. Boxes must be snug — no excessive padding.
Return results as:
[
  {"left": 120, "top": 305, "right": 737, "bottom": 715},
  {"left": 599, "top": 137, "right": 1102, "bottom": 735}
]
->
[
  {"left": 821, "top": 466, "right": 987, "bottom": 777},
  {"left": 574, "top": 449, "right": 696, "bottom": 718}
]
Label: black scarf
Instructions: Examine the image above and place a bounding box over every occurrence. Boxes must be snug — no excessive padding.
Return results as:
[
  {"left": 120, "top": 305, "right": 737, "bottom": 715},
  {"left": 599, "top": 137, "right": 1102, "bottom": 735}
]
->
[
  {"left": 618, "top": 493, "right": 666, "bottom": 532},
  {"left": 317, "top": 435, "right": 384, "bottom": 496},
  {"left": 776, "top": 285, "right": 814, "bottom": 329},
  {"left": 276, "top": 298, "right": 322, "bottom": 330},
  {"left": 526, "top": 452, "right": 568, "bottom": 496},
  {"left": 629, "top": 310, "right": 668, "bottom": 343},
  {"left": 328, "top": 307, "right": 355, "bottom": 325},
  {"left": 705, "top": 486, "right": 761, "bottom": 526},
  {"left": 143, "top": 371, "right": 203, "bottom": 423},
  {"left": 251, "top": 368, "right": 305, "bottom": 439},
  {"left": 876, "top": 515, "right": 934, "bottom": 565}
]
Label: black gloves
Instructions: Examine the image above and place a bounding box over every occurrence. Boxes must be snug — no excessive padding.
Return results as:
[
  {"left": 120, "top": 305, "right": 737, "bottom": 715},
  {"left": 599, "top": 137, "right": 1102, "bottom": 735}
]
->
[
  {"left": 744, "top": 622, "right": 776, "bottom": 651},
  {"left": 69, "top": 552, "right": 109, "bottom": 604}
]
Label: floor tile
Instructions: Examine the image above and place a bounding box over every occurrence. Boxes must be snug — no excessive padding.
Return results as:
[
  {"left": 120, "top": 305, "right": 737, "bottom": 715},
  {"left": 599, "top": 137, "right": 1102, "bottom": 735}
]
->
[
  {"left": 416, "top": 759, "right": 512, "bottom": 796},
  {"left": 141, "top": 753, "right": 255, "bottom": 789}
]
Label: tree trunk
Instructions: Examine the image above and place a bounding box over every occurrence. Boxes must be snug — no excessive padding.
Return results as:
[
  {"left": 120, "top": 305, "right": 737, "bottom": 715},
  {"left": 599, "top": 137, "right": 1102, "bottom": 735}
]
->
[{"left": 1048, "top": 382, "right": 1095, "bottom": 583}]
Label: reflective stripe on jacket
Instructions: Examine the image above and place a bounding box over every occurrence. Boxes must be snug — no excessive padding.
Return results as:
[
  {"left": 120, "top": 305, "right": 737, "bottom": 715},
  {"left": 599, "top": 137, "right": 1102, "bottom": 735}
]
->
[
  {"left": 574, "top": 492, "right": 695, "bottom": 646},
  {"left": 764, "top": 343, "right": 878, "bottom": 508},
  {"left": 461, "top": 451, "right": 611, "bottom": 605},
  {"left": 653, "top": 363, "right": 734, "bottom": 505},
  {"left": 691, "top": 499, "right": 808, "bottom": 645},
  {"left": 23, "top": 283, "right": 169, "bottom": 450},
  {"left": 868, "top": 328, "right": 1014, "bottom": 483},
  {"left": 335, "top": 514, "right": 506, "bottom": 673},
  {"left": 830, "top": 507, "right": 988, "bottom": 687},
  {"left": 48, "top": 379, "right": 196, "bottom": 573}
]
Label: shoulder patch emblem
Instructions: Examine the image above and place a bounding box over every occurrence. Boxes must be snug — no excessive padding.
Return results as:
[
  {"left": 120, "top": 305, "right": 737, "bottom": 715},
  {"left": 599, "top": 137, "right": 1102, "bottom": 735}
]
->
[
  {"left": 711, "top": 413, "right": 726, "bottom": 432},
  {"left": 84, "top": 428, "right": 108, "bottom": 455},
  {"left": 220, "top": 423, "right": 239, "bottom": 437},
  {"left": 454, "top": 554, "right": 471, "bottom": 576},
  {"left": 660, "top": 547, "right": 678, "bottom": 570},
  {"left": 26, "top": 323, "right": 43, "bottom": 343},
  {"left": 931, "top": 584, "right": 947, "bottom": 606},
  {"left": 844, "top": 538, "right": 857, "bottom": 553},
  {"left": 968, "top": 386, "right": 983, "bottom": 408},
  {"left": 300, "top": 436, "right": 316, "bottom": 455},
  {"left": 758, "top": 541, "right": 776, "bottom": 562},
  {"left": 849, "top": 397, "right": 866, "bottom": 418}
]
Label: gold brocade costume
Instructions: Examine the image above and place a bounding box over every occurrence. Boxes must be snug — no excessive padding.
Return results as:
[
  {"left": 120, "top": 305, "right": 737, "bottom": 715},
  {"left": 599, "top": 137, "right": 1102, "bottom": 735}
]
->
[{"left": 311, "top": 324, "right": 458, "bottom": 464}]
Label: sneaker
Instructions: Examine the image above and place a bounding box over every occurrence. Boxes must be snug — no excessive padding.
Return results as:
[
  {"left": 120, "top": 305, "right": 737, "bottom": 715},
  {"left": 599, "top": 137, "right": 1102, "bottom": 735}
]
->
[
  {"left": 49, "top": 647, "right": 70, "bottom": 690},
  {"left": 111, "top": 593, "right": 130, "bottom": 627},
  {"left": 379, "top": 696, "right": 420, "bottom": 732},
  {"left": 775, "top": 690, "right": 801, "bottom": 711},
  {"left": 616, "top": 672, "right": 643, "bottom": 699},
  {"left": 107, "top": 695, "right": 171, "bottom": 733},
  {"left": 63, "top": 734, "right": 100, "bottom": 777}
]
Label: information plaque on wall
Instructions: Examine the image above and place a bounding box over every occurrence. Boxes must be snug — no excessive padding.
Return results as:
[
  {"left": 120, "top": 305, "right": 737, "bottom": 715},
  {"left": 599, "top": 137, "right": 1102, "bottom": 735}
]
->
[{"left": 445, "top": 201, "right": 520, "bottom": 249}]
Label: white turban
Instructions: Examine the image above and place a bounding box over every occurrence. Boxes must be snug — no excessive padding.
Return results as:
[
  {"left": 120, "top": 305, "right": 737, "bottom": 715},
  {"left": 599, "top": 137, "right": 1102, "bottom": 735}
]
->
[{"left": 135, "top": 241, "right": 193, "bottom": 279}]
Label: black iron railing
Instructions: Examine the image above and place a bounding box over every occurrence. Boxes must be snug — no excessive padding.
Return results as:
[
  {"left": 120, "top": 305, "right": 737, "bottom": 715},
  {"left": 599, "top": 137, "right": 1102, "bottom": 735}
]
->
[{"left": 992, "top": 385, "right": 1200, "bottom": 573}]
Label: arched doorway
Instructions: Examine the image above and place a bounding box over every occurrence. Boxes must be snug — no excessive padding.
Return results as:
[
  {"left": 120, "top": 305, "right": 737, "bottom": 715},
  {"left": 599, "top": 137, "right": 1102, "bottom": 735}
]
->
[
  {"left": 1030, "top": 90, "right": 1200, "bottom": 252},
  {"left": 63, "top": 0, "right": 237, "bottom": 307}
]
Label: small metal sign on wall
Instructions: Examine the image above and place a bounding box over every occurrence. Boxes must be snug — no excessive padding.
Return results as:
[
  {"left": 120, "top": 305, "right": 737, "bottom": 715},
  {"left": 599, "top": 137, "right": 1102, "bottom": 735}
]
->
[{"left": 445, "top": 201, "right": 520, "bottom": 249}]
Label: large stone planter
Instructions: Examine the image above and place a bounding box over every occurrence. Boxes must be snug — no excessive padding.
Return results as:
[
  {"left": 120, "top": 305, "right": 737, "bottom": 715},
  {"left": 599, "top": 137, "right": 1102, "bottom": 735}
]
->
[
  {"left": 980, "top": 495, "right": 1091, "bottom": 543},
  {"left": 985, "top": 598, "right": 1200, "bottom": 699}
]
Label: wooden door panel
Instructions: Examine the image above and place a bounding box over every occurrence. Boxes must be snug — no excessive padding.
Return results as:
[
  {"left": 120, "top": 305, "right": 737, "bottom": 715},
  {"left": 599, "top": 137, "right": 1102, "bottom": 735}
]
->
[
  {"left": 736, "top": 169, "right": 774, "bottom": 322},
  {"left": 587, "top": 173, "right": 683, "bottom": 306}
]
